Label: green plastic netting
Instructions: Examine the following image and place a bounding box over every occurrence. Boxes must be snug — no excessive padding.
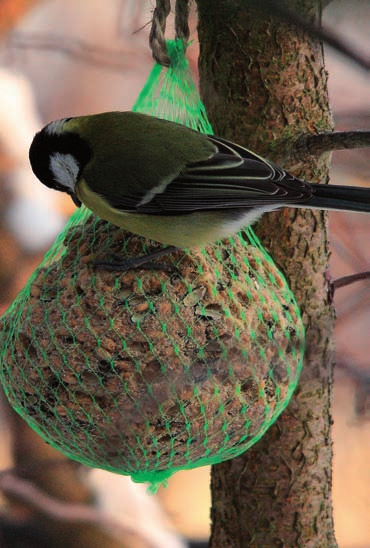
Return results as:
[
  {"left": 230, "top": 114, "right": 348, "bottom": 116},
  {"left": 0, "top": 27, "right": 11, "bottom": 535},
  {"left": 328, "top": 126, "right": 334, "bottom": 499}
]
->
[{"left": 0, "top": 40, "right": 305, "bottom": 489}]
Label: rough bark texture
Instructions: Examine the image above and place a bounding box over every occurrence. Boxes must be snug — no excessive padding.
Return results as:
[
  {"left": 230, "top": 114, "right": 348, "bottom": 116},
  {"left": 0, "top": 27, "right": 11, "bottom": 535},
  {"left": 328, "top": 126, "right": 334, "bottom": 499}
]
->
[{"left": 196, "top": 1, "right": 337, "bottom": 546}]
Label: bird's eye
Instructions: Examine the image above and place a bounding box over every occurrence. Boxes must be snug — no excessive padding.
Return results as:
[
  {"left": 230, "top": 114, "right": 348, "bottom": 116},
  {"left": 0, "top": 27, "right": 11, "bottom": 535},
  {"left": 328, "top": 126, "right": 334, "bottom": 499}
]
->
[{"left": 53, "top": 182, "right": 66, "bottom": 192}]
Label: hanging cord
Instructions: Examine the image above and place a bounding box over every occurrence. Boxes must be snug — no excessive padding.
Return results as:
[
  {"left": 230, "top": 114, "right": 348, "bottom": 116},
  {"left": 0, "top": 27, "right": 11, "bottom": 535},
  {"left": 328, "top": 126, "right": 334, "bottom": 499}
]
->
[
  {"left": 149, "top": 0, "right": 191, "bottom": 66},
  {"left": 175, "top": 0, "right": 190, "bottom": 46},
  {"left": 149, "top": 0, "right": 171, "bottom": 66}
]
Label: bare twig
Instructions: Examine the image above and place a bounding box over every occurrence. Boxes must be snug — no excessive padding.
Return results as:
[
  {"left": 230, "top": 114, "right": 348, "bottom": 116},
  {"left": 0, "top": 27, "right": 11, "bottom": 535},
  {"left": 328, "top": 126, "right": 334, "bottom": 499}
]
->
[
  {"left": 0, "top": 472, "right": 157, "bottom": 548},
  {"left": 329, "top": 271, "right": 370, "bottom": 302},
  {"left": 0, "top": 459, "right": 81, "bottom": 480},
  {"left": 336, "top": 358, "right": 370, "bottom": 421},
  {"left": 330, "top": 214, "right": 370, "bottom": 324},
  {"left": 6, "top": 32, "right": 149, "bottom": 72},
  {"left": 116, "top": 0, "right": 148, "bottom": 37},
  {"left": 336, "top": 357, "right": 370, "bottom": 385},
  {"left": 293, "top": 130, "right": 370, "bottom": 158}
]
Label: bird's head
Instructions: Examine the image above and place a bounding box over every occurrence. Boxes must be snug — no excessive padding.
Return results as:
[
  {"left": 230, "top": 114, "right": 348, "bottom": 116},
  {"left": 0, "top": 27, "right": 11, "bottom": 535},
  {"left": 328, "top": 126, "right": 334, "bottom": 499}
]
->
[{"left": 29, "top": 117, "right": 92, "bottom": 207}]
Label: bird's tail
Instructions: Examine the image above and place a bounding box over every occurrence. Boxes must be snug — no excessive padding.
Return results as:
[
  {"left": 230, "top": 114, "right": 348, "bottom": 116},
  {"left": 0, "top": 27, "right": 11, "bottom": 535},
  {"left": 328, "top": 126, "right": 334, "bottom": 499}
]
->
[{"left": 307, "top": 183, "right": 370, "bottom": 213}]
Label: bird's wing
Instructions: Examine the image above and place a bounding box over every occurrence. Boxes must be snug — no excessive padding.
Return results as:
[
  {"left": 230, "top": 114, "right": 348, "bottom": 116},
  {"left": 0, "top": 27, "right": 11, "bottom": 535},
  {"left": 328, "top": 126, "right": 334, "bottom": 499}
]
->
[{"left": 106, "top": 136, "right": 313, "bottom": 215}]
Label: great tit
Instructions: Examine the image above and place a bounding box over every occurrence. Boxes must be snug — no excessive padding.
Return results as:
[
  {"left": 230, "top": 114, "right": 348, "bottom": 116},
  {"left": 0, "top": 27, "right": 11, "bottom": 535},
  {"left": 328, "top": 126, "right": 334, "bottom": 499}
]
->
[{"left": 29, "top": 111, "right": 370, "bottom": 252}]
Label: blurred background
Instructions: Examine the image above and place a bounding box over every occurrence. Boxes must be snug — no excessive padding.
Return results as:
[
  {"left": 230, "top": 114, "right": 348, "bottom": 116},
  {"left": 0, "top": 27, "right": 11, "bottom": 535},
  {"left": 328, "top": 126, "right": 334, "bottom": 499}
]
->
[{"left": 0, "top": 1, "right": 369, "bottom": 547}]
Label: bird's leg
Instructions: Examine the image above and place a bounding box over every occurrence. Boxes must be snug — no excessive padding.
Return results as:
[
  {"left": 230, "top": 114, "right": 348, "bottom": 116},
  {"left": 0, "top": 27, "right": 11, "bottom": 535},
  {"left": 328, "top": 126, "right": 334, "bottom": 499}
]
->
[{"left": 90, "top": 245, "right": 180, "bottom": 272}]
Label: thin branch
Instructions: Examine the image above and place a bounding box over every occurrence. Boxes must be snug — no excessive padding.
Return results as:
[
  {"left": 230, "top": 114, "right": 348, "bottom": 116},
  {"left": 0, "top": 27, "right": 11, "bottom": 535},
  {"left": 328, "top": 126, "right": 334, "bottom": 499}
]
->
[
  {"left": 116, "top": 0, "right": 148, "bottom": 37},
  {"left": 0, "top": 472, "right": 157, "bottom": 548},
  {"left": 0, "top": 459, "right": 81, "bottom": 480},
  {"left": 336, "top": 358, "right": 370, "bottom": 421},
  {"left": 241, "top": 0, "right": 370, "bottom": 71},
  {"left": 6, "top": 32, "right": 149, "bottom": 72},
  {"left": 293, "top": 130, "right": 370, "bottom": 158},
  {"left": 329, "top": 271, "right": 370, "bottom": 302},
  {"left": 332, "top": 271, "right": 370, "bottom": 289},
  {"left": 336, "top": 357, "right": 370, "bottom": 385}
]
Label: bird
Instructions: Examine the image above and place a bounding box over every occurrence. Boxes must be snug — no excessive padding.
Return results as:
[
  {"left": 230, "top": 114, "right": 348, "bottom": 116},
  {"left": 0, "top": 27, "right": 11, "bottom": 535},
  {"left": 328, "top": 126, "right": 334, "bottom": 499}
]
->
[{"left": 29, "top": 111, "right": 370, "bottom": 269}]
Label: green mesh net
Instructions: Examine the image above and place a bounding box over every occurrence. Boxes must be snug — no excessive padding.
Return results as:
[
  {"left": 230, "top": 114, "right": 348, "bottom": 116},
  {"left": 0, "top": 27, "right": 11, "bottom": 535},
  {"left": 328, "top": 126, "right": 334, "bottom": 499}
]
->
[
  {"left": 133, "top": 40, "right": 212, "bottom": 132},
  {"left": 0, "top": 40, "right": 305, "bottom": 490}
]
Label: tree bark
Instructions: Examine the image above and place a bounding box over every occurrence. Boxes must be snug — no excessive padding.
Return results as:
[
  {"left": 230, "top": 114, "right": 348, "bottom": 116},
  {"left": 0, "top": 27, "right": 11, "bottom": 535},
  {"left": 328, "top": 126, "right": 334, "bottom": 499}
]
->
[{"left": 196, "top": 1, "right": 337, "bottom": 546}]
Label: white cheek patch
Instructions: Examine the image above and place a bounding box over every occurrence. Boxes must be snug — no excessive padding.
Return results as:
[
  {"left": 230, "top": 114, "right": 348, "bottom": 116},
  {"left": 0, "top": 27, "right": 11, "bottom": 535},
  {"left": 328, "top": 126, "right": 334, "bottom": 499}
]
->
[{"left": 49, "top": 152, "right": 79, "bottom": 192}]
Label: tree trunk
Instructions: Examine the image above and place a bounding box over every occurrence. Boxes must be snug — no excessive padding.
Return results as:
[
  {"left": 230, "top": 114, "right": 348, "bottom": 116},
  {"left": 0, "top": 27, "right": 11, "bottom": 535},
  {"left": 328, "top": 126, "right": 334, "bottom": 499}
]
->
[{"left": 196, "top": 1, "right": 337, "bottom": 546}]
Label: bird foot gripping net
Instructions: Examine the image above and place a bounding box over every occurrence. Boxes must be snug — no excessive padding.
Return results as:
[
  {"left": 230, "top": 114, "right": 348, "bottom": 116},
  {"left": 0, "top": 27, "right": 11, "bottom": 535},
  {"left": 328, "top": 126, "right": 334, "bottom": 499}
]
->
[{"left": 0, "top": 40, "right": 305, "bottom": 490}]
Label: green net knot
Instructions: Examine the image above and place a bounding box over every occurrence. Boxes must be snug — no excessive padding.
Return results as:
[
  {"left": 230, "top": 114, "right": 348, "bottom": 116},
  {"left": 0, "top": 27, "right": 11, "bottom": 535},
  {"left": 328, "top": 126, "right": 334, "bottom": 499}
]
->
[{"left": 134, "top": 39, "right": 213, "bottom": 134}]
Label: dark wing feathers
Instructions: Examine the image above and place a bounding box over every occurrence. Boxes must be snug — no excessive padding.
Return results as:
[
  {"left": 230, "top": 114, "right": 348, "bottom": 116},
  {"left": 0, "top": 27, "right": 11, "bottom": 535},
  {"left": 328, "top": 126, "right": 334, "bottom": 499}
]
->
[{"left": 106, "top": 135, "right": 313, "bottom": 214}]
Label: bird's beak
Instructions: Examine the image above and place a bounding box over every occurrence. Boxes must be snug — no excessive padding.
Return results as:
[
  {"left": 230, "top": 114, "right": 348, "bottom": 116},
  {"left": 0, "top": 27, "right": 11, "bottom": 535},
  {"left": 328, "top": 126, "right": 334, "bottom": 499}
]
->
[{"left": 69, "top": 192, "right": 82, "bottom": 207}]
